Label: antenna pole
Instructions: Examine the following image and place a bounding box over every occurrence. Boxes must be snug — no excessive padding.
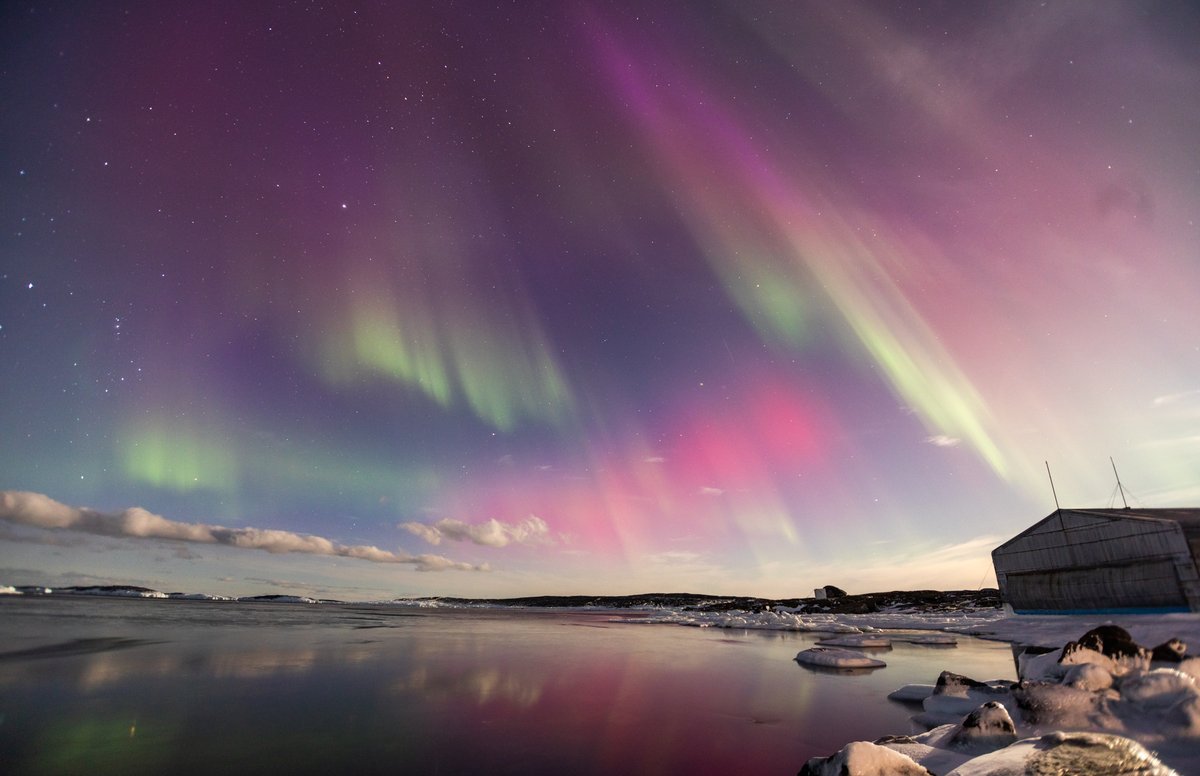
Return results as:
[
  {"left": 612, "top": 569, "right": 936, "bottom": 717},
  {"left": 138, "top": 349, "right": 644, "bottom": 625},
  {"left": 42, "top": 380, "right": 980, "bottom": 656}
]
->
[
  {"left": 1110, "top": 456, "right": 1129, "bottom": 509},
  {"left": 1045, "top": 461, "right": 1061, "bottom": 511}
]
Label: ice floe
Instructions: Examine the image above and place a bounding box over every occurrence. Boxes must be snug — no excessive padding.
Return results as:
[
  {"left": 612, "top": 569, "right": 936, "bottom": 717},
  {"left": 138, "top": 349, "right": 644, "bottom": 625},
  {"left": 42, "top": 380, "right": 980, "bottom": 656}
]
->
[
  {"left": 815, "top": 634, "right": 893, "bottom": 648},
  {"left": 795, "top": 646, "right": 887, "bottom": 669}
]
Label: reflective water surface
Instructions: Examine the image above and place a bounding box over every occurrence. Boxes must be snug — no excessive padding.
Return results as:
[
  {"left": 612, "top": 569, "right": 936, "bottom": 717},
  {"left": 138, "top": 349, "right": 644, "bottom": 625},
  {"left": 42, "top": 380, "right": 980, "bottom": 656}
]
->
[{"left": 0, "top": 597, "right": 1015, "bottom": 774}]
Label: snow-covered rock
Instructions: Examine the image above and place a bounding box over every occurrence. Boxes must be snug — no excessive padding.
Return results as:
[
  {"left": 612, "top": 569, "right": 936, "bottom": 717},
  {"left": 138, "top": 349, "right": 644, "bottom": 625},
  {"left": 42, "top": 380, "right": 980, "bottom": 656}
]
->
[
  {"left": 1118, "top": 668, "right": 1198, "bottom": 708},
  {"left": 798, "top": 740, "right": 933, "bottom": 775},
  {"left": 877, "top": 702, "right": 1018, "bottom": 774},
  {"left": 943, "top": 731, "right": 1178, "bottom": 776},
  {"left": 1176, "top": 657, "right": 1200, "bottom": 682},
  {"left": 1012, "top": 679, "right": 1110, "bottom": 728},
  {"left": 1062, "top": 662, "right": 1114, "bottom": 692},
  {"left": 1151, "top": 638, "right": 1188, "bottom": 664}
]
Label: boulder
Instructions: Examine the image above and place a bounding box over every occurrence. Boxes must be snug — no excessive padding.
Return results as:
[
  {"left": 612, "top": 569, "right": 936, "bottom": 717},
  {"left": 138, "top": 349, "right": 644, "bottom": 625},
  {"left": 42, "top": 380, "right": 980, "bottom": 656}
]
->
[
  {"left": 945, "top": 701, "right": 1018, "bottom": 752},
  {"left": 944, "top": 731, "right": 1177, "bottom": 775},
  {"left": 1151, "top": 638, "right": 1187, "bottom": 663},
  {"left": 798, "top": 740, "right": 932, "bottom": 775},
  {"left": 1060, "top": 624, "right": 1145, "bottom": 661}
]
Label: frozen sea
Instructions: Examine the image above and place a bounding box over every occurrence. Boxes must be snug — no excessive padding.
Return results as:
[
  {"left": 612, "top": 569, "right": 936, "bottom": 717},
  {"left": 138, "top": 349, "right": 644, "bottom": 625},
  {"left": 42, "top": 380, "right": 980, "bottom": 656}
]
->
[{"left": 0, "top": 595, "right": 1019, "bottom": 775}]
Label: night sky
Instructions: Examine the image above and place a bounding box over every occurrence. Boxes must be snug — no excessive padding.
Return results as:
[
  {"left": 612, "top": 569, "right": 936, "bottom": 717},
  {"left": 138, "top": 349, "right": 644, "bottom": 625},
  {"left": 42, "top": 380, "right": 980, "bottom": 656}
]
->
[{"left": 2, "top": 1, "right": 1199, "bottom": 600}]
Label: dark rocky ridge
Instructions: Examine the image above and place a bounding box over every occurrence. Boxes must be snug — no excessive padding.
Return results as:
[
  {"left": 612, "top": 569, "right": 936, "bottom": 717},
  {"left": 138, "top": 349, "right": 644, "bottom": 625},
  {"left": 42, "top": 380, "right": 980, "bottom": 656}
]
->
[
  {"left": 433, "top": 588, "right": 1002, "bottom": 614},
  {"left": 7, "top": 584, "right": 1003, "bottom": 612}
]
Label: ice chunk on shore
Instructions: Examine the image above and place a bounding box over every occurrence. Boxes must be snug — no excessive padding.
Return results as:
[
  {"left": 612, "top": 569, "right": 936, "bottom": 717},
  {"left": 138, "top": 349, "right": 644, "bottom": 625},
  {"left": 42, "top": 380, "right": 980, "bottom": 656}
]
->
[
  {"left": 795, "top": 646, "right": 886, "bottom": 668},
  {"left": 888, "top": 684, "right": 936, "bottom": 703},
  {"left": 893, "top": 633, "right": 958, "bottom": 645},
  {"left": 618, "top": 609, "right": 864, "bottom": 632},
  {"left": 921, "top": 671, "right": 1014, "bottom": 720}
]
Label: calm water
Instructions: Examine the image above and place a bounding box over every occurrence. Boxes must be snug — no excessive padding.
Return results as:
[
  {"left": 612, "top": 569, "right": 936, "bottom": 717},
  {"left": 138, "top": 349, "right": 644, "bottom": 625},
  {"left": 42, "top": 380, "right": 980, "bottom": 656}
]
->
[{"left": 0, "top": 596, "right": 1016, "bottom": 774}]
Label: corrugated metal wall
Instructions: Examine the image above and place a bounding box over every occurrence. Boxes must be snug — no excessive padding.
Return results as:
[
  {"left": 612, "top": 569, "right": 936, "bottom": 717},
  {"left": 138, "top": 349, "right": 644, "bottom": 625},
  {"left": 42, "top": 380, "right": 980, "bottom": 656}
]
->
[
  {"left": 1003, "top": 560, "right": 1186, "bottom": 610},
  {"left": 993, "top": 511, "right": 1199, "bottom": 612}
]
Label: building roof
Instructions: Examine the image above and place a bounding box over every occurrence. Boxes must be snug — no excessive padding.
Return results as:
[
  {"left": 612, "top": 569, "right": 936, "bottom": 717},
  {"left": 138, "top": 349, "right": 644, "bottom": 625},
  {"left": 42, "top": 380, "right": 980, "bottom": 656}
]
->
[{"left": 994, "top": 507, "right": 1200, "bottom": 553}]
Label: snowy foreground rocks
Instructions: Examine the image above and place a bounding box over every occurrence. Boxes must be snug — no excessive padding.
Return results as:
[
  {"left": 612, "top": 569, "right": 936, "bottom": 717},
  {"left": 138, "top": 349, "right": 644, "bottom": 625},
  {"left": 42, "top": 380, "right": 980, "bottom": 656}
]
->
[{"left": 803, "top": 625, "right": 1199, "bottom": 775}]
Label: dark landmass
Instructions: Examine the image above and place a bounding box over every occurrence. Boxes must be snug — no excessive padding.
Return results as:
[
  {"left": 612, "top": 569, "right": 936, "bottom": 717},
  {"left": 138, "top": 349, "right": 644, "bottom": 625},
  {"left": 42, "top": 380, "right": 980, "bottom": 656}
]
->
[
  {"left": 4, "top": 583, "right": 1002, "bottom": 613},
  {"left": 430, "top": 588, "right": 1003, "bottom": 614},
  {"left": 57, "top": 585, "right": 162, "bottom": 595},
  {"left": 239, "top": 594, "right": 315, "bottom": 602}
]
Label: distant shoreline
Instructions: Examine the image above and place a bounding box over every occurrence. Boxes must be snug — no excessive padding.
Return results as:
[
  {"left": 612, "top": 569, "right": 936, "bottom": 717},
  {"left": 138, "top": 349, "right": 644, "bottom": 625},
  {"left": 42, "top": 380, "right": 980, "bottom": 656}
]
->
[{"left": 3, "top": 583, "right": 1002, "bottom": 613}]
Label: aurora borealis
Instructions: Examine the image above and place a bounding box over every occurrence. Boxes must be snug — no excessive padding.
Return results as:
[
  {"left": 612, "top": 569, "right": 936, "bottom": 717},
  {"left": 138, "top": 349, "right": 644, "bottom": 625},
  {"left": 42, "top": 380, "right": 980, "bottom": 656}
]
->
[{"left": 2, "top": 1, "right": 1198, "bottom": 599}]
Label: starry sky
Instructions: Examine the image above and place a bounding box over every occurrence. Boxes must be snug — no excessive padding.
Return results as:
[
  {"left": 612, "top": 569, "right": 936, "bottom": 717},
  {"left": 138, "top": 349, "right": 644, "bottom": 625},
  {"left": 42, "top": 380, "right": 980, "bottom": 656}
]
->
[{"left": 2, "top": 1, "right": 1199, "bottom": 600}]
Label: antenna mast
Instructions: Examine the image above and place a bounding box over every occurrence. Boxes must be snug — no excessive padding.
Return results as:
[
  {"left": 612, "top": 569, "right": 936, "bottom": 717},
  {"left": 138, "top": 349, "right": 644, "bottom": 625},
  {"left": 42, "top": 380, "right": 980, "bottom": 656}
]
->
[
  {"left": 1110, "top": 456, "right": 1129, "bottom": 509},
  {"left": 1045, "top": 461, "right": 1061, "bottom": 511}
]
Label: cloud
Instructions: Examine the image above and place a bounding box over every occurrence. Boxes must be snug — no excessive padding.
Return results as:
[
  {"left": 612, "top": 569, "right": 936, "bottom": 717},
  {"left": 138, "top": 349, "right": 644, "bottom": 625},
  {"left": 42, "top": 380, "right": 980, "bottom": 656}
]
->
[
  {"left": 1152, "top": 389, "right": 1200, "bottom": 407},
  {"left": 643, "top": 456, "right": 666, "bottom": 464},
  {"left": 400, "top": 522, "right": 443, "bottom": 544},
  {"left": 697, "top": 486, "right": 725, "bottom": 497},
  {"left": 400, "top": 515, "right": 550, "bottom": 548},
  {"left": 926, "top": 435, "right": 961, "bottom": 447},
  {"left": 0, "top": 491, "right": 485, "bottom": 572}
]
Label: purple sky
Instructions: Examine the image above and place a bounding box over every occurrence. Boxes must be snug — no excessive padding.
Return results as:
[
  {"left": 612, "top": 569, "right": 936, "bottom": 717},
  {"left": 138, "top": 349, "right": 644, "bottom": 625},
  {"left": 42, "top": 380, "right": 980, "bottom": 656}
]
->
[{"left": 2, "top": 1, "right": 1199, "bottom": 599}]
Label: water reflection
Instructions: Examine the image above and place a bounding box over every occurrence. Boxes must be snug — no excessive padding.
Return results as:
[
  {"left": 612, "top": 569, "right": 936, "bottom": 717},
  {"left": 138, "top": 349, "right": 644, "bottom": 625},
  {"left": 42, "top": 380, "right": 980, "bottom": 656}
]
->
[
  {"left": 391, "top": 665, "right": 545, "bottom": 707},
  {"left": 0, "top": 598, "right": 1016, "bottom": 775}
]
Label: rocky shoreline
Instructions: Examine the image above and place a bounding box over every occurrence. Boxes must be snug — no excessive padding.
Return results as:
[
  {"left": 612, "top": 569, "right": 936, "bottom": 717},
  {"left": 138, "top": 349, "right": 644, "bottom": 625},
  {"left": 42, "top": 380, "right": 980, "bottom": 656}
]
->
[{"left": 799, "top": 624, "right": 1199, "bottom": 775}]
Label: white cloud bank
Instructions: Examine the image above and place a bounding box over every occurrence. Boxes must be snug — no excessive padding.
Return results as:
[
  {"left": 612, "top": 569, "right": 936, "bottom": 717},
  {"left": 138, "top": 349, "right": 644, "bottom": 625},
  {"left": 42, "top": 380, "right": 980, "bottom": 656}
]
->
[
  {"left": 0, "top": 491, "right": 486, "bottom": 572},
  {"left": 401, "top": 515, "right": 550, "bottom": 547}
]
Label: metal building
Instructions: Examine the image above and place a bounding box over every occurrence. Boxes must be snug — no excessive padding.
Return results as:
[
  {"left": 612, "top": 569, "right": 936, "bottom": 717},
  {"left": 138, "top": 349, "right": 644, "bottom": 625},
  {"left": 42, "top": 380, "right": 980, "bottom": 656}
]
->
[{"left": 992, "top": 508, "right": 1200, "bottom": 613}]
